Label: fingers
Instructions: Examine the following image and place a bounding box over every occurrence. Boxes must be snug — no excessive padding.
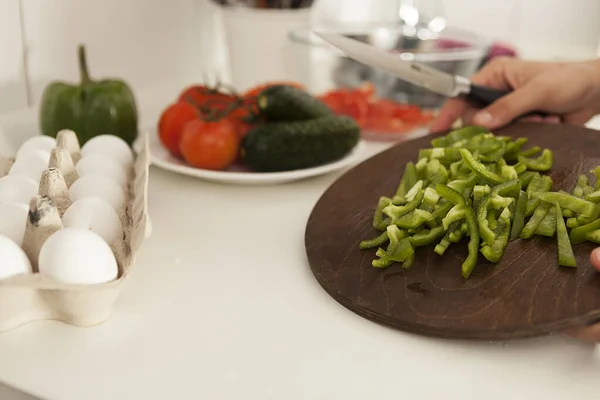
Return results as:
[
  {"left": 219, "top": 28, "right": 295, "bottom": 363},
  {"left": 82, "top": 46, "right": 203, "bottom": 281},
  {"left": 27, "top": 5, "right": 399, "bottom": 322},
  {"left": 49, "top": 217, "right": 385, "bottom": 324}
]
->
[
  {"left": 431, "top": 98, "right": 470, "bottom": 132},
  {"left": 470, "top": 79, "right": 550, "bottom": 129},
  {"left": 590, "top": 248, "right": 600, "bottom": 271},
  {"left": 563, "top": 109, "right": 598, "bottom": 126},
  {"left": 431, "top": 57, "right": 517, "bottom": 132}
]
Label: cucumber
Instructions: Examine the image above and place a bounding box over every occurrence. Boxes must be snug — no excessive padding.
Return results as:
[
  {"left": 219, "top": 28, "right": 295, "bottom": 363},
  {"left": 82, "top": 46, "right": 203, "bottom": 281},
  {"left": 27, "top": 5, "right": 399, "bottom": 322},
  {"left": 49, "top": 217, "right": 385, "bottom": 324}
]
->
[
  {"left": 242, "top": 115, "right": 360, "bottom": 172},
  {"left": 257, "top": 85, "right": 333, "bottom": 121}
]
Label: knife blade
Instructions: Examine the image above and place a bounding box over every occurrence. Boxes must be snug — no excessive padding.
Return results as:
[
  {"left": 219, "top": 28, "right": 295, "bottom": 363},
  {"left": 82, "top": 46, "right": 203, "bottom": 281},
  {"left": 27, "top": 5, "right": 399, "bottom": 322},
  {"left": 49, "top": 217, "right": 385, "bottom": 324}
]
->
[{"left": 315, "top": 32, "right": 543, "bottom": 115}]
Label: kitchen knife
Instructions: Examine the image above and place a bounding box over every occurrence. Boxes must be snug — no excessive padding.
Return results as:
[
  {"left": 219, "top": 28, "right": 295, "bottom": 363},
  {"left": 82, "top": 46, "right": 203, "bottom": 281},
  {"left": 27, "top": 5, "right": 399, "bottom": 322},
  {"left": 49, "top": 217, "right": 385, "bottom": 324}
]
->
[{"left": 316, "top": 32, "right": 543, "bottom": 115}]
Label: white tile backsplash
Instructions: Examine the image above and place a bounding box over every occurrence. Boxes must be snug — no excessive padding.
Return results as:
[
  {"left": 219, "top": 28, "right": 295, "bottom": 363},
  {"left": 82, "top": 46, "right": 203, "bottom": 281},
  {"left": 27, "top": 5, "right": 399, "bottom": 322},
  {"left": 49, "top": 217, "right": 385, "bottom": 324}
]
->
[{"left": 0, "top": 0, "right": 599, "bottom": 116}]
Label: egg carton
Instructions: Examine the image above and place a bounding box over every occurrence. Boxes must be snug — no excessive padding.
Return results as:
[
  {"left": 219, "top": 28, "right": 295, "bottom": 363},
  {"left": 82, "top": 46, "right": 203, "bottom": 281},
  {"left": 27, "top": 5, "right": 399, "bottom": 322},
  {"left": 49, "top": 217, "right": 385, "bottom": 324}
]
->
[{"left": 0, "top": 130, "right": 150, "bottom": 332}]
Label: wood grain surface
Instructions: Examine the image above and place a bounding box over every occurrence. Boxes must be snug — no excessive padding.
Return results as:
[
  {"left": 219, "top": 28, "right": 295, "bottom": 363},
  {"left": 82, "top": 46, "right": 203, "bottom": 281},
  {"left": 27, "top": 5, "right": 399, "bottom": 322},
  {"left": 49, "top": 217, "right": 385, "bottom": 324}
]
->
[{"left": 305, "top": 123, "right": 600, "bottom": 340}]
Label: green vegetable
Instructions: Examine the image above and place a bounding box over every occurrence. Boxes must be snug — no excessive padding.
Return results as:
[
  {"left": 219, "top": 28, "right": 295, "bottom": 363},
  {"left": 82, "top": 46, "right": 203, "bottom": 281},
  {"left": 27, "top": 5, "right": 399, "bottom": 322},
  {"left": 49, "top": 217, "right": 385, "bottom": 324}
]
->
[
  {"left": 257, "top": 85, "right": 333, "bottom": 121},
  {"left": 395, "top": 162, "right": 418, "bottom": 198},
  {"left": 40, "top": 45, "right": 138, "bottom": 146},
  {"left": 521, "top": 202, "right": 552, "bottom": 239},
  {"left": 242, "top": 115, "right": 359, "bottom": 172},
  {"left": 533, "top": 192, "right": 598, "bottom": 218},
  {"left": 510, "top": 190, "right": 528, "bottom": 239},
  {"left": 556, "top": 205, "right": 576, "bottom": 267},
  {"left": 436, "top": 183, "right": 480, "bottom": 278},
  {"left": 518, "top": 149, "right": 554, "bottom": 172},
  {"left": 359, "top": 231, "right": 390, "bottom": 249},
  {"left": 360, "top": 126, "right": 600, "bottom": 278},
  {"left": 535, "top": 206, "right": 557, "bottom": 237},
  {"left": 459, "top": 149, "right": 505, "bottom": 185}
]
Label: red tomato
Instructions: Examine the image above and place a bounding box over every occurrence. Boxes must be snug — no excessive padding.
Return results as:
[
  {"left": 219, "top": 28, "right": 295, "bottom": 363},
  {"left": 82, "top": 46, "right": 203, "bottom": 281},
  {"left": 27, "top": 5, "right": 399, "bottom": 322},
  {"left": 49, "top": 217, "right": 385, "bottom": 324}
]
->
[
  {"left": 158, "top": 102, "right": 199, "bottom": 158},
  {"left": 319, "top": 90, "right": 369, "bottom": 127},
  {"left": 243, "top": 81, "right": 306, "bottom": 99},
  {"left": 179, "top": 119, "right": 240, "bottom": 170},
  {"left": 178, "top": 85, "right": 238, "bottom": 112}
]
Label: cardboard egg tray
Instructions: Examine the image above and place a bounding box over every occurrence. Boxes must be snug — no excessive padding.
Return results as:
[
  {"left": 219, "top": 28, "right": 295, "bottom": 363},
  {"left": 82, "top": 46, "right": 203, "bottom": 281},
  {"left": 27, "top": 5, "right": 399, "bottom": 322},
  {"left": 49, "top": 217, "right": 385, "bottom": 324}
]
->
[{"left": 0, "top": 130, "right": 150, "bottom": 332}]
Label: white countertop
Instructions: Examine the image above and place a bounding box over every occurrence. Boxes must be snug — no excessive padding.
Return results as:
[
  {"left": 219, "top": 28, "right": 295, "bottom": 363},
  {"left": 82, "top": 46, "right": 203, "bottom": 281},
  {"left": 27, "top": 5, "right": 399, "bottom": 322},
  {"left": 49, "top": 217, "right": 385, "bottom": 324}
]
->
[{"left": 1, "top": 109, "right": 600, "bottom": 400}]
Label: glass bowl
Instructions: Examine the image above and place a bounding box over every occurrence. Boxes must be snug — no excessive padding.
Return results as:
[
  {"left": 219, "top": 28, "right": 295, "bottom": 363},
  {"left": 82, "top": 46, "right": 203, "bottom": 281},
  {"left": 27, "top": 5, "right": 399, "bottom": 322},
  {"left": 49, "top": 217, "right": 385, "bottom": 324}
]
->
[{"left": 288, "top": 22, "right": 491, "bottom": 140}]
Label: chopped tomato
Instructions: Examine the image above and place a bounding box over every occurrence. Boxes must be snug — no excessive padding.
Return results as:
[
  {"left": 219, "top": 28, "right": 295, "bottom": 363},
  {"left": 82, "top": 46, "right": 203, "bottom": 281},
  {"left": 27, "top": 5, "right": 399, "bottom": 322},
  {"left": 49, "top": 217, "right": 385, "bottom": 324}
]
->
[
  {"left": 158, "top": 102, "right": 199, "bottom": 158},
  {"left": 179, "top": 119, "right": 240, "bottom": 171},
  {"left": 318, "top": 90, "right": 369, "bottom": 127}
]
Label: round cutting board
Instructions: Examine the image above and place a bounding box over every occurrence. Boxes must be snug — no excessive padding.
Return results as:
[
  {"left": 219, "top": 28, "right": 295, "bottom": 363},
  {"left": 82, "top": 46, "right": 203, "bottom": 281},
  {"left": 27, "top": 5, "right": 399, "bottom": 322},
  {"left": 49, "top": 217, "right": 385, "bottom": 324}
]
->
[{"left": 305, "top": 123, "right": 600, "bottom": 340}]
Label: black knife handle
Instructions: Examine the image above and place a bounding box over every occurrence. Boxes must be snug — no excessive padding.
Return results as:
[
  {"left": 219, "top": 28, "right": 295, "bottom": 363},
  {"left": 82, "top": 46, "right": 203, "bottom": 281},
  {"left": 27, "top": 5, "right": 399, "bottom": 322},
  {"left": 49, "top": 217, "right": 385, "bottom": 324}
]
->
[{"left": 465, "top": 83, "right": 548, "bottom": 118}]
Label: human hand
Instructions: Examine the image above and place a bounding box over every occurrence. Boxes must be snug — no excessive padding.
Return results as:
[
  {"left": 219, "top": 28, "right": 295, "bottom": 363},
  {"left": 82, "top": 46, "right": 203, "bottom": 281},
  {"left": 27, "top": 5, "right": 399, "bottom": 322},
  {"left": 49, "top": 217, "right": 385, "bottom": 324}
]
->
[
  {"left": 431, "top": 57, "right": 600, "bottom": 132},
  {"left": 432, "top": 57, "right": 600, "bottom": 343}
]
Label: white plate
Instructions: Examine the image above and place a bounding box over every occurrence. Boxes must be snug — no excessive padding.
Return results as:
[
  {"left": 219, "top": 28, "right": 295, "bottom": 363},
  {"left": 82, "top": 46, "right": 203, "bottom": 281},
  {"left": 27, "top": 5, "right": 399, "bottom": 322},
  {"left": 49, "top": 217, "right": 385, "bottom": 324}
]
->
[{"left": 144, "top": 129, "right": 367, "bottom": 185}]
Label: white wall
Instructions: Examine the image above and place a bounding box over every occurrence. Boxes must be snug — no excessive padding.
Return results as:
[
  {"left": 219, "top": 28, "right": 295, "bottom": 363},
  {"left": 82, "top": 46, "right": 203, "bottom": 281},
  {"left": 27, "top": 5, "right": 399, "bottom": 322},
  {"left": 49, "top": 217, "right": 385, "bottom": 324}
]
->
[{"left": 1, "top": 0, "right": 599, "bottom": 116}]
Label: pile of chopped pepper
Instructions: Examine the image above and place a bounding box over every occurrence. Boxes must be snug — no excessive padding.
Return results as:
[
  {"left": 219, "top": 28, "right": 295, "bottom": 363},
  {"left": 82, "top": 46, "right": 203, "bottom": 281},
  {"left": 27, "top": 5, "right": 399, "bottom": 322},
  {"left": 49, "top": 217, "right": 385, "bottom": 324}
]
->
[{"left": 360, "top": 126, "right": 600, "bottom": 279}]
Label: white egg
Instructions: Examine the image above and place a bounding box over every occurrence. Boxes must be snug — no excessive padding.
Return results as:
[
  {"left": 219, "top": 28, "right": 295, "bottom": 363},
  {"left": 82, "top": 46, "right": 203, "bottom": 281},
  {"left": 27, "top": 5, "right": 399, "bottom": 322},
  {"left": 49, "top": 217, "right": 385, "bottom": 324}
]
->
[
  {"left": 0, "top": 175, "right": 39, "bottom": 205},
  {"left": 62, "top": 197, "right": 123, "bottom": 245},
  {"left": 16, "top": 136, "right": 56, "bottom": 160},
  {"left": 69, "top": 174, "right": 126, "bottom": 211},
  {"left": 0, "top": 202, "right": 29, "bottom": 247},
  {"left": 38, "top": 228, "right": 118, "bottom": 285},
  {"left": 0, "top": 234, "right": 32, "bottom": 280},
  {"left": 75, "top": 153, "right": 128, "bottom": 191},
  {"left": 81, "top": 135, "right": 134, "bottom": 169},
  {"left": 9, "top": 149, "right": 50, "bottom": 182}
]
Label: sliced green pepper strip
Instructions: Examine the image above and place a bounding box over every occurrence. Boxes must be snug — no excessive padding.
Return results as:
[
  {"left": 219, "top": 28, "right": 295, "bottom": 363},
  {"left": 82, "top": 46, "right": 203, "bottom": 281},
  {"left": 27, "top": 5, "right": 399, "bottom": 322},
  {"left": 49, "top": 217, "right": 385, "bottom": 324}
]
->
[
  {"left": 481, "top": 208, "right": 511, "bottom": 263},
  {"left": 479, "top": 143, "right": 506, "bottom": 162},
  {"left": 402, "top": 253, "right": 416, "bottom": 269},
  {"left": 586, "top": 190, "right": 600, "bottom": 204},
  {"left": 592, "top": 166, "right": 600, "bottom": 189},
  {"left": 510, "top": 190, "right": 528, "bottom": 240},
  {"left": 566, "top": 218, "right": 580, "bottom": 229},
  {"left": 418, "top": 148, "right": 462, "bottom": 164},
  {"left": 570, "top": 218, "right": 600, "bottom": 244},
  {"left": 521, "top": 201, "right": 552, "bottom": 239},
  {"left": 501, "top": 165, "right": 518, "bottom": 180},
  {"left": 513, "top": 162, "right": 527, "bottom": 175},
  {"left": 534, "top": 206, "right": 557, "bottom": 237},
  {"left": 373, "top": 196, "right": 392, "bottom": 230},
  {"left": 423, "top": 187, "right": 440, "bottom": 207},
  {"left": 373, "top": 248, "right": 393, "bottom": 268},
  {"left": 519, "top": 146, "right": 541, "bottom": 158},
  {"left": 359, "top": 231, "right": 391, "bottom": 249},
  {"left": 518, "top": 148, "right": 554, "bottom": 172},
  {"left": 436, "top": 183, "right": 479, "bottom": 278},
  {"left": 526, "top": 175, "right": 553, "bottom": 216},
  {"left": 518, "top": 171, "right": 539, "bottom": 190},
  {"left": 585, "top": 229, "right": 600, "bottom": 244},
  {"left": 446, "top": 126, "right": 489, "bottom": 144},
  {"left": 410, "top": 226, "right": 446, "bottom": 247},
  {"left": 442, "top": 205, "right": 466, "bottom": 230},
  {"left": 573, "top": 174, "right": 589, "bottom": 199},
  {"left": 533, "top": 192, "right": 599, "bottom": 218},
  {"left": 386, "top": 238, "right": 415, "bottom": 263},
  {"left": 459, "top": 148, "right": 505, "bottom": 185},
  {"left": 473, "top": 185, "right": 491, "bottom": 203},
  {"left": 395, "top": 162, "right": 418, "bottom": 198},
  {"left": 449, "top": 227, "right": 466, "bottom": 243},
  {"left": 395, "top": 209, "right": 432, "bottom": 229},
  {"left": 491, "top": 179, "right": 522, "bottom": 198},
  {"left": 555, "top": 204, "right": 576, "bottom": 267},
  {"left": 504, "top": 138, "right": 528, "bottom": 161},
  {"left": 435, "top": 221, "right": 462, "bottom": 256},
  {"left": 383, "top": 186, "right": 424, "bottom": 221}
]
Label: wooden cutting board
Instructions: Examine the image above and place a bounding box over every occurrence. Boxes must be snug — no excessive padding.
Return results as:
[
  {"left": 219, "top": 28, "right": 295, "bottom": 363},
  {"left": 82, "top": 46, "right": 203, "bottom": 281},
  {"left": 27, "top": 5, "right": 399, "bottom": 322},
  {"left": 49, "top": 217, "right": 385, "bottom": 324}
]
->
[{"left": 305, "top": 123, "right": 600, "bottom": 340}]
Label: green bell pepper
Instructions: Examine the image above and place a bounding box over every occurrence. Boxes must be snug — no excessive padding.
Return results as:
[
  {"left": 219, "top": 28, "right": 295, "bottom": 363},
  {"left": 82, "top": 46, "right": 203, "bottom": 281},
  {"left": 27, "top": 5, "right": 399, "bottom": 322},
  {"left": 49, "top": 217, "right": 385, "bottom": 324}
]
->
[{"left": 40, "top": 45, "right": 138, "bottom": 146}]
